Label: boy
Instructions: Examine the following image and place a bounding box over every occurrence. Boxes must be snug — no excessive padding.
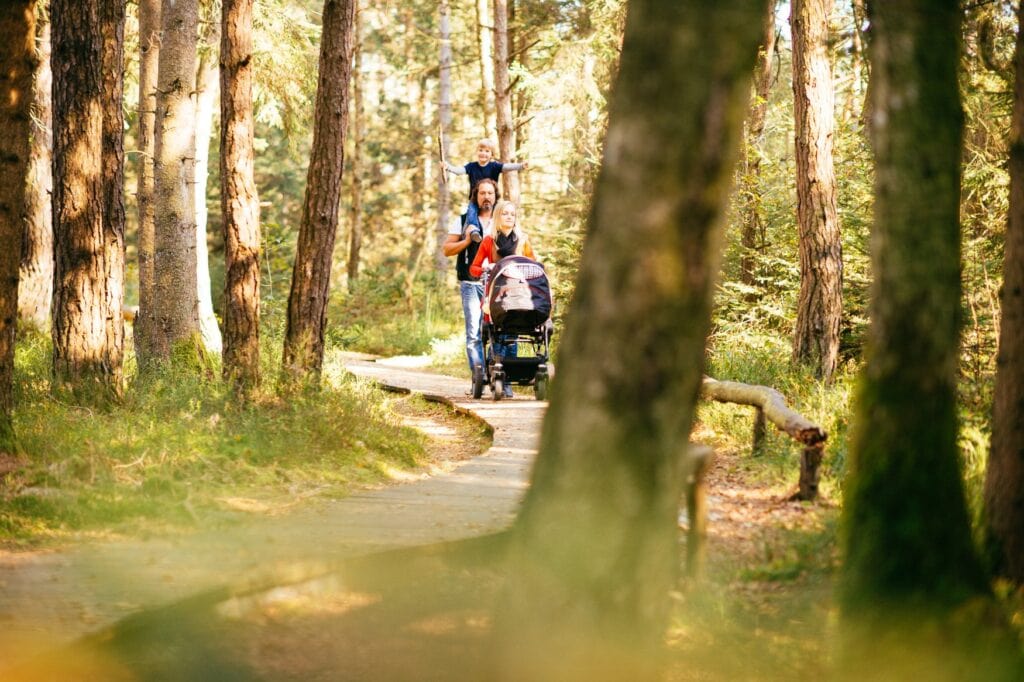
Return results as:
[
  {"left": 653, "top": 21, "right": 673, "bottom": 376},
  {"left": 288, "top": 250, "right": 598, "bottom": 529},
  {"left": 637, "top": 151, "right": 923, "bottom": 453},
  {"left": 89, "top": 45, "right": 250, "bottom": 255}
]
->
[{"left": 445, "top": 138, "right": 528, "bottom": 239}]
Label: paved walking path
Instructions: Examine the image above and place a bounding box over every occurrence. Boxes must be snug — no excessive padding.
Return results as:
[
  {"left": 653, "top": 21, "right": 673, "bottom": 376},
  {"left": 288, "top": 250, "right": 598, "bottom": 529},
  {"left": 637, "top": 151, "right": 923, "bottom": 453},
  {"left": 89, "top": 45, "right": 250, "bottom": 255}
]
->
[{"left": 0, "top": 357, "right": 544, "bottom": 671}]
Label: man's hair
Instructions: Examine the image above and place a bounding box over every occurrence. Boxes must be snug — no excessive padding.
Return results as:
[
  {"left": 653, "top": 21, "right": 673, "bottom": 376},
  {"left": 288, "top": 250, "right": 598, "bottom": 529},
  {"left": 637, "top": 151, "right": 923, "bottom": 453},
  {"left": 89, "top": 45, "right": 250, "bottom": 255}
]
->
[
  {"left": 470, "top": 178, "right": 500, "bottom": 207},
  {"left": 477, "top": 138, "right": 497, "bottom": 154}
]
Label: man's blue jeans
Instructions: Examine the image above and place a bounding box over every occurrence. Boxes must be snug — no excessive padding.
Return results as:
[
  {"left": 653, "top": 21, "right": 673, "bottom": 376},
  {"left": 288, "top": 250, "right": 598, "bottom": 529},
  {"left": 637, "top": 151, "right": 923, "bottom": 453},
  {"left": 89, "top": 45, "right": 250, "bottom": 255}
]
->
[{"left": 460, "top": 280, "right": 484, "bottom": 374}]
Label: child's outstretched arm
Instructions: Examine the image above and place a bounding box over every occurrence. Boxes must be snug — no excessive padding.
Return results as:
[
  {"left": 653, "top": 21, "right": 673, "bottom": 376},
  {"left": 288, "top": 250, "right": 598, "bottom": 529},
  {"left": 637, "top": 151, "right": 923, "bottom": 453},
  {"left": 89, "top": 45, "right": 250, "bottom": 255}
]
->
[
  {"left": 444, "top": 161, "right": 468, "bottom": 175},
  {"left": 500, "top": 160, "right": 530, "bottom": 172}
]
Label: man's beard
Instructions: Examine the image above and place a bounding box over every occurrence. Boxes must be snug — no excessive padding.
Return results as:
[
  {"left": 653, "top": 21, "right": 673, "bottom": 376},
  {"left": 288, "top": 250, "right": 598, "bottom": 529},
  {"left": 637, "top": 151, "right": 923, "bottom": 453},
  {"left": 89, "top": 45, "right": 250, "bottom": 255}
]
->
[{"left": 479, "top": 200, "right": 493, "bottom": 212}]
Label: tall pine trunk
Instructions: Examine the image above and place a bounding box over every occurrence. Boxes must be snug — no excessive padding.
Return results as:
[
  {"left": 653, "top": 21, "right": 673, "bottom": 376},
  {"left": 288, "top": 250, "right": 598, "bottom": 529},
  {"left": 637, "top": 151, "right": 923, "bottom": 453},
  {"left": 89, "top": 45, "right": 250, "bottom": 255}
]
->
[
  {"left": 739, "top": 1, "right": 775, "bottom": 293},
  {"left": 20, "top": 12, "right": 51, "bottom": 331},
  {"left": 434, "top": 0, "right": 453, "bottom": 277},
  {"left": 984, "top": 0, "right": 1024, "bottom": 586},
  {"left": 841, "top": 0, "right": 988, "bottom": 620},
  {"left": 0, "top": 0, "right": 36, "bottom": 448},
  {"left": 495, "top": 0, "right": 767, "bottom": 677},
  {"left": 51, "top": 0, "right": 124, "bottom": 400},
  {"left": 135, "top": 0, "right": 160, "bottom": 365},
  {"left": 282, "top": 0, "right": 356, "bottom": 382},
  {"left": 152, "top": 0, "right": 202, "bottom": 363},
  {"left": 492, "top": 0, "right": 518, "bottom": 202},
  {"left": 791, "top": 0, "right": 842, "bottom": 381},
  {"left": 220, "top": 0, "right": 261, "bottom": 390}
]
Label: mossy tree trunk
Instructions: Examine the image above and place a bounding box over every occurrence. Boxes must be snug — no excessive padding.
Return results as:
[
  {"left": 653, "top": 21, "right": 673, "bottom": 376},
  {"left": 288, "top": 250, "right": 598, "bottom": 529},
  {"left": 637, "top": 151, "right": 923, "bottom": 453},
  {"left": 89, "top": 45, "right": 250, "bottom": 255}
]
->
[
  {"left": 282, "top": 0, "right": 356, "bottom": 382},
  {"left": 494, "top": 0, "right": 767, "bottom": 678},
  {"left": 0, "top": 0, "right": 36, "bottom": 449},
  {"left": 791, "top": 0, "right": 842, "bottom": 381},
  {"left": 151, "top": 0, "right": 202, "bottom": 365},
  {"left": 19, "top": 11, "right": 51, "bottom": 331},
  {"left": 984, "top": 0, "right": 1024, "bottom": 586},
  {"left": 134, "top": 0, "right": 160, "bottom": 366},
  {"left": 51, "top": 0, "right": 124, "bottom": 400},
  {"left": 220, "top": 0, "right": 261, "bottom": 391},
  {"left": 841, "top": 0, "right": 989, "bottom": 616}
]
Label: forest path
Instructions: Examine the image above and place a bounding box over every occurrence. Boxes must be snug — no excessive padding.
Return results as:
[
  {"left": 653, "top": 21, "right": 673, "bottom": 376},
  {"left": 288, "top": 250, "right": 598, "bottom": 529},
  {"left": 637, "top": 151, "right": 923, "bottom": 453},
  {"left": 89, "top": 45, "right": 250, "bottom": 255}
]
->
[{"left": 0, "top": 355, "right": 544, "bottom": 673}]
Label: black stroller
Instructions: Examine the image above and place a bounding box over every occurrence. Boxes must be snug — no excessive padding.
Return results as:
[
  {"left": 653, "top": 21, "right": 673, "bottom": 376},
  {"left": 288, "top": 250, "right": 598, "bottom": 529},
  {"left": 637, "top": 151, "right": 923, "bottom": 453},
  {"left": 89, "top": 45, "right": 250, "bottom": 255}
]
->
[{"left": 472, "top": 255, "right": 554, "bottom": 401}]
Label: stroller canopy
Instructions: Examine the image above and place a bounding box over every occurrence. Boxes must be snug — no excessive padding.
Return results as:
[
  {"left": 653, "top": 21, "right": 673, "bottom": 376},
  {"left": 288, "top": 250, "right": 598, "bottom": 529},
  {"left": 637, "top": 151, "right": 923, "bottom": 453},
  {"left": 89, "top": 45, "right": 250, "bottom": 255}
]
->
[{"left": 486, "top": 255, "right": 553, "bottom": 331}]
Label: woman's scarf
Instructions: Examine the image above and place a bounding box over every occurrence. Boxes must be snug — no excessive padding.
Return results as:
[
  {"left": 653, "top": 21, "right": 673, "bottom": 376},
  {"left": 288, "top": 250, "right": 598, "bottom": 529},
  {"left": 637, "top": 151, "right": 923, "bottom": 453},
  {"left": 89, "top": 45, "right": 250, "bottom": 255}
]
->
[{"left": 495, "top": 229, "right": 519, "bottom": 258}]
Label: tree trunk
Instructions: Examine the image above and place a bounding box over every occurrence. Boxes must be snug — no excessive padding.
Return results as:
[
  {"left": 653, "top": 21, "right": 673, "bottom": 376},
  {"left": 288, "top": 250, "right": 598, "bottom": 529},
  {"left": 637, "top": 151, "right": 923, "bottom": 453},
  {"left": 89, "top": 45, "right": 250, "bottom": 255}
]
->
[
  {"left": 282, "top": 0, "right": 356, "bottom": 382},
  {"left": 494, "top": 0, "right": 767, "bottom": 677},
  {"left": 984, "top": 0, "right": 1024, "bottom": 586},
  {"left": 100, "top": 0, "right": 127, "bottom": 364},
  {"left": 492, "top": 0, "right": 519, "bottom": 202},
  {"left": 20, "top": 12, "right": 51, "bottom": 331},
  {"left": 791, "top": 0, "right": 842, "bottom": 381},
  {"left": 220, "top": 0, "right": 261, "bottom": 391},
  {"left": 435, "top": 0, "right": 453, "bottom": 277},
  {"left": 193, "top": 49, "right": 223, "bottom": 354},
  {"left": 846, "top": 0, "right": 866, "bottom": 122},
  {"left": 51, "top": 0, "right": 124, "bottom": 399},
  {"left": 346, "top": 5, "right": 363, "bottom": 291},
  {"left": 739, "top": 0, "right": 776, "bottom": 293},
  {"left": 841, "top": 0, "right": 989, "bottom": 617},
  {"left": 135, "top": 0, "right": 160, "bottom": 366},
  {"left": 151, "top": 0, "right": 202, "bottom": 364},
  {"left": 0, "top": 0, "right": 36, "bottom": 448},
  {"left": 475, "top": 0, "right": 495, "bottom": 136}
]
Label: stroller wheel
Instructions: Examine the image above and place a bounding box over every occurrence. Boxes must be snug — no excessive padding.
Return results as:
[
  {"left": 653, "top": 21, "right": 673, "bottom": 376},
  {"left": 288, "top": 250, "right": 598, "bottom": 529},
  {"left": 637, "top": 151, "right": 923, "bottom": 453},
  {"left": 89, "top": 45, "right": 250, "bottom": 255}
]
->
[
  {"left": 534, "top": 372, "right": 548, "bottom": 401},
  {"left": 471, "top": 364, "right": 484, "bottom": 399},
  {"left": 493, "top": 377, "right": 504, "bottom": 401}
]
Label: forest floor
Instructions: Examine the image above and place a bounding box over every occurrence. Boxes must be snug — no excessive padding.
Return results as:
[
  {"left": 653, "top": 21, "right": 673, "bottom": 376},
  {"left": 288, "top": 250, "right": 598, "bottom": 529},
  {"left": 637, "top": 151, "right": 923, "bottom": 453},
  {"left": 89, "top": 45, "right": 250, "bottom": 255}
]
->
[{"left": 0, "top": 356, "right": 841, "bottom": 680}]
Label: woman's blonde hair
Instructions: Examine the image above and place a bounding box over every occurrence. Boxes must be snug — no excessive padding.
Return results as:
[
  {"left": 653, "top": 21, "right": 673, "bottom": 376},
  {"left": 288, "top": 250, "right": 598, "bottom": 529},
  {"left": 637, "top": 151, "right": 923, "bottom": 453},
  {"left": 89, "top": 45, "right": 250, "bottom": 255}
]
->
[{"left": 491, "top": 200, "right": 529, "bottom": 255}]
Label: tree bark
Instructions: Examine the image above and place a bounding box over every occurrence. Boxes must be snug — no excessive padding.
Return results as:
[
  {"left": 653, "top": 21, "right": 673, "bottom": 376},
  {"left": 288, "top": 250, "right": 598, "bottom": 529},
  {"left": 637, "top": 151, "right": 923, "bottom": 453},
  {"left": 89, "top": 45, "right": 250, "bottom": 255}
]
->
[
  {"left": 492, "top": 0, "right": 519, "bottom": 202},
  {"left": 193, "top": 47, "right": 223, "bottom": 354},
  {"left": 51, "top": 0, "right": 124, "bottom": 400},
  {"left": 135, "top": 0, "right": 161, "bottom": 366},
  {"left": 739, "top": 0, "right": 776, "bottom": 293},
  {"left": 841, "top": 0, "right": 989, "bottom": 616},
  {"left": 99, "top": 0, "right": 126, "bottom": 368},
  {"left": 494, "top": 0, "right": 767, "bottom": 677},
  {"left": 19, "top": 11, "right": 51, "bottom": 331},
  {"left": 791, "top": 0, "right": 842, "bottom": 382},
  {"left": 435, "top": 0, "right": 453, "bottom": 277},
  {"left": 282, "top": 0, "right": 356, "bottom": 382},
  {"left": 220, "top": 0, "right": 261, "bottom": 390},
  {"left": 346, "top": 5, "right": 364, "bottom": 290},
  {"left": 0, "top": 0, "right": 36, "bottom": 448},
  {"left": 151, "top": 0, "right": 202, "bottom": 364},
  {"left": 984, "top": 0, "right": 1024, "bottom": 586}
]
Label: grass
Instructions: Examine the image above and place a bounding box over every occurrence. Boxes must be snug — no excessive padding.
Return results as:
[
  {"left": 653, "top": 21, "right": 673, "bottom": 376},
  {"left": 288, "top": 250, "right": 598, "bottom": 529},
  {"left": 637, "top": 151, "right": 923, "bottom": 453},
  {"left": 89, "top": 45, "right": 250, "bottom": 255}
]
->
[{"left": 0, "top": 329, "right": 483, "bottom": 546}]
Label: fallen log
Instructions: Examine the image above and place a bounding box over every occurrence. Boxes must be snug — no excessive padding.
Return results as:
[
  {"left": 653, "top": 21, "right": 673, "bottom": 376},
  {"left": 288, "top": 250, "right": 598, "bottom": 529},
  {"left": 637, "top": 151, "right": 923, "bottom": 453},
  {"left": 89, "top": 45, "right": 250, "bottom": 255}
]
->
[{"left": 701, "top": 377, "right": 827, "bottom": 501}]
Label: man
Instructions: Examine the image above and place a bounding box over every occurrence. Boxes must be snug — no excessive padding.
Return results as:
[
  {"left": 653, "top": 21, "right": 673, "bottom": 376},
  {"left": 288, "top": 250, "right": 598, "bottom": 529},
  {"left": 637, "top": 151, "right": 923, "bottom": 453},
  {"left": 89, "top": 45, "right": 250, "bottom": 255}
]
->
[{"left": 444, "top": 178, "right": 499, "bottom": 385}]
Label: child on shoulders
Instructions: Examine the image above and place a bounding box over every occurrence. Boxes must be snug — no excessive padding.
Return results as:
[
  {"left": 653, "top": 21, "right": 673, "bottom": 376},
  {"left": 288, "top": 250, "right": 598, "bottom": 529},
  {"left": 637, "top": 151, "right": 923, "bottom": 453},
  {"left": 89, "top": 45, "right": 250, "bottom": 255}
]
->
[{"left": 445, "top": 138, "right": 528, "bottom": 237}]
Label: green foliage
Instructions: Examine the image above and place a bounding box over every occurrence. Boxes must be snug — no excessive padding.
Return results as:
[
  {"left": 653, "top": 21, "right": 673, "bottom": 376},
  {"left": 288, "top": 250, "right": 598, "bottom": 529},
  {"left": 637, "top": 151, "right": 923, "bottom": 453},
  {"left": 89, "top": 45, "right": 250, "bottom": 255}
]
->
[
  {"left": 327, "top": 267, "right": 462, "bottom": 357},
  {"left": 0, "top": 330, "right": 434, "bottom": 545}
]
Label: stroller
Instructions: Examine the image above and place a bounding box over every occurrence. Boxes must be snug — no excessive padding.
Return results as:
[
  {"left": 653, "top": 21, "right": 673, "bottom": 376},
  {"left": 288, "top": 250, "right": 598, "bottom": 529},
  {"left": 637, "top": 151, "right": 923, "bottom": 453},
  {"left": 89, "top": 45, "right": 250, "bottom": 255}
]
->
[{"left": 472, "top": 255, "right": 554, "bottom": 401}]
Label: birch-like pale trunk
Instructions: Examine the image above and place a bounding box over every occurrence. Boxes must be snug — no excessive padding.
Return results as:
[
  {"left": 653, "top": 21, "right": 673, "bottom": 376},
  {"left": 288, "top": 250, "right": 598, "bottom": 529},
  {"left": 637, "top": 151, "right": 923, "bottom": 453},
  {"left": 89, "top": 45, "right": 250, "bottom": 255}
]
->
[
  {"left": 435, "top": 0, "right": 453, "bottom": 276},
  {"left": 135, "top": 0, "right": 161, "bottom": 365},
  {"left": 152, "top": 0, "right": 202, "bottom": 363},
  {"left": 492, "top": 0, "right": 519, "bottom": 202},
  {"left": 193, "top": 51, "right": 223, "bottom": 354}
]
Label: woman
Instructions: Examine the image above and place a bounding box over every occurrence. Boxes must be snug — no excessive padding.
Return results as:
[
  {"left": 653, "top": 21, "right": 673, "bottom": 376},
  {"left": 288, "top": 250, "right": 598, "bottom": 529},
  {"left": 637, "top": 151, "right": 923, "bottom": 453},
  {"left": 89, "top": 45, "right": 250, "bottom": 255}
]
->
[
  {"left": 469, "top": 199, "right": 535, "bottom": 278},
  {"left": 469, "top": 200, "right": 535, "bottom": 398}
]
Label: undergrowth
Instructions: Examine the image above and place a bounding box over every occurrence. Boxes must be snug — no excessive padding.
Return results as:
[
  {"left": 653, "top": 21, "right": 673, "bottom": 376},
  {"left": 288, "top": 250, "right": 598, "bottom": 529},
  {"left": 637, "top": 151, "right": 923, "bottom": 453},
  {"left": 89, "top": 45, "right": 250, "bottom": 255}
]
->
[{"left": 0, "top": 329, "right": 441, "bottom": 546}]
